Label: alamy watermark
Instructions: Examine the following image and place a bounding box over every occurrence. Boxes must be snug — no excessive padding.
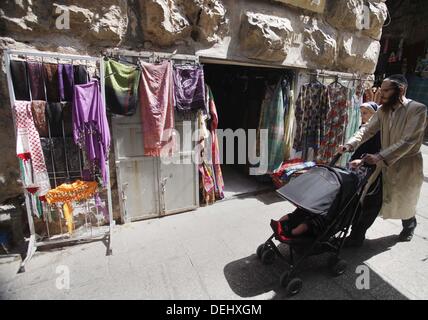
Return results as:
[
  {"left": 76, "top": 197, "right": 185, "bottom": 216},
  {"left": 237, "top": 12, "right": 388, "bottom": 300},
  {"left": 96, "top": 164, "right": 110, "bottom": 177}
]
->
[
  {"left": 355, "top": 265, "right": 370, "bottom": 290},
  {"left": 55, "top": 265, "right": 70, "bottom": 290},
  {"left": 157, "top": 122, "right": 270, "bottom": 175}
]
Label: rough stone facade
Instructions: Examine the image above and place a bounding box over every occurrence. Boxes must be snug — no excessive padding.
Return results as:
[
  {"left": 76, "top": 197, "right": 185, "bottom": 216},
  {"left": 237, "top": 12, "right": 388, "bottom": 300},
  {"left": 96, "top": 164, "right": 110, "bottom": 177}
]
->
[{"left": 0, "top": 0, "right": 388, "bottom": 217}]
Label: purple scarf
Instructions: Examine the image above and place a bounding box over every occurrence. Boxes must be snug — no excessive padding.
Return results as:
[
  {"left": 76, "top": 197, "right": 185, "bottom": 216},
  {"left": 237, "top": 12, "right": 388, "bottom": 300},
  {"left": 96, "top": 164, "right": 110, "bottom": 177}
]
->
[
  {"left": 59, "top": 64, "right": 74, "bottom": 102},
  {"left": 173, "top": 64, "right": 206, "bottom": 112},
  {"left": 72, "top": 79, "right": 110, "bottom": 185}
]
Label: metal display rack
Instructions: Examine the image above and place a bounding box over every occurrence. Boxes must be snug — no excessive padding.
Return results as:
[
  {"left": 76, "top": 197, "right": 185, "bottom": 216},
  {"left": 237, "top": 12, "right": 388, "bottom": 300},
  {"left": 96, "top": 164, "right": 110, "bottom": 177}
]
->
[{"left": 4, "top": 49, "right": 114, "bottom": 272}]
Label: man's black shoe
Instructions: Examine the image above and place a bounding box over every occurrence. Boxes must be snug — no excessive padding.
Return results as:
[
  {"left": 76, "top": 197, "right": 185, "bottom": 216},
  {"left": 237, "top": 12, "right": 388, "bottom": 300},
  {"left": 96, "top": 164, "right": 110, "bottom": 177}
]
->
[{"left": 398, "top": 228, "right": 415, "bottom": 242}]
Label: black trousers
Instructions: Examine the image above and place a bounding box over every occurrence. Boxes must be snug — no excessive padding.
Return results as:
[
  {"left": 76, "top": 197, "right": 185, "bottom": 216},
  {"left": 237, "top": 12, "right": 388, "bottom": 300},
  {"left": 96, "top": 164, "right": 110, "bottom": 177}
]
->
[
  {"left": 351, "top": 175, "right": 383, "bottom": 239},
  {"left": 351, "top": 175, "right": 418, "bottom": 238}
]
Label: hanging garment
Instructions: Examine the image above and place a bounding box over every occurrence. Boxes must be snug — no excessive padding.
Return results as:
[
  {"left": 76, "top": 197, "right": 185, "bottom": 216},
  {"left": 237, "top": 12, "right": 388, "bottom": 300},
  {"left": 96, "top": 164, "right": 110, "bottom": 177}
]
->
[
  {"left": 138, "top": 60, "right": 175, "bottom": 157},
  {"left": 43, "top": 63, "right": 60, "bottom": 102},
  {"left": 207, "top": 86, "right": 224, "bottom": 200},
  {"left": 104, "top": 58, "right": 141, "bottom": 116},
  {"left": 258, "top": 79, "right": 286, "bottom": 173},
  {"left": 58, "top": 64, "right": 74, "bottom": 102},
  {"left": 199, "top": 163, "right": 215, "bottom": 205},
  {"left": 62, "top": 101, "right": 73, "bottom": 137},
  {"left": 10, "top": 60, "right": 30, "bottom": 101},
  {"left": 45, "top": 180, "right": 98, "bottom": 234},
  {"left": 342, "top": 86, "right": 363, "bottom": 165},
  {"left": 283, "top": 88, "right": 295, "bottom": 160},
  {"left": 30, "top": 100, "right": 49, "bottom": 137},
  {"left": 40, "top": 137, "right": 81, "bottom": 174},
  {"left": 13, "top": 100, "right": 51, "bottom": 196},
  {"left": 73, "top": 65, "right": 89, "bottom": 85},
  {"left": 27, "top": 61, "right": 46, "bottom": 100},
  {"left": 318, "top": 84, "right": 350, "bottom": 164},
  {"left": 293, "top": 82, "right": 330, "bottom": 160},
  {"left": 173, "top": 64, "right": 206, "bottom": 113},
  {"left": 46, "top": 102, "right": 64, "bottom": 137},
  {"left": 72, "top": 79, "right": 110, "bottom": 185}
]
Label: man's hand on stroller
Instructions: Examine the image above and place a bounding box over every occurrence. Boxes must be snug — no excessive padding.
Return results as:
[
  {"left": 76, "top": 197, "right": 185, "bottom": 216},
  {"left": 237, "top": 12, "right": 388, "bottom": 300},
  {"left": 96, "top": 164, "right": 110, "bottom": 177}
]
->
[
  {"left": 349, "top": 159, "right": 363, "bottom": 169},
  {"left": 362, "top": 153, "right": 383, "bottom": 165}
]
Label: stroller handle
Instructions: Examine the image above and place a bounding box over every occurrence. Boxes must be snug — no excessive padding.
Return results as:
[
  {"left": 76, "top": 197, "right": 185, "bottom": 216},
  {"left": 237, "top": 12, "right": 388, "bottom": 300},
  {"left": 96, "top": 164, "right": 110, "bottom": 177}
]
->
[{"left": 329, "top": 153, "right": 342, "bottom": 167}]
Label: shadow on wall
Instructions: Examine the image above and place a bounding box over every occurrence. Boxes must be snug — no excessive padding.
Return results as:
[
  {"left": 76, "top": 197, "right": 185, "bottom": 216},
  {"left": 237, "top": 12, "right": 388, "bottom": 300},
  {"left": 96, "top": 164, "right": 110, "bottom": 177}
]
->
[{"left": 223, "top": 235, "right": 408, "bottom": 300}]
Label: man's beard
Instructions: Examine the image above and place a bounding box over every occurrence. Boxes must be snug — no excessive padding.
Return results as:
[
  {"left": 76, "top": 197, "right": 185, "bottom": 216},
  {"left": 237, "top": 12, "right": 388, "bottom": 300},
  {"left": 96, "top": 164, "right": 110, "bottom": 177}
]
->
[{"left": 381, "top": 90, "right": 401, "bottom": 112}]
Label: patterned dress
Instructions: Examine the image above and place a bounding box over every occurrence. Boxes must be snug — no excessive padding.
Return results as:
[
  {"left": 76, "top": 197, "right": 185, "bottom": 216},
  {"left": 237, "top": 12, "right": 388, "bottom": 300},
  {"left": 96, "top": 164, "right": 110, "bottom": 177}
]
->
[
  {"left": 293, "top": 82, "right": 330, "bottom": 160},
  {"left": 318, "top": 84, "right": 350, "bottom": 164}
]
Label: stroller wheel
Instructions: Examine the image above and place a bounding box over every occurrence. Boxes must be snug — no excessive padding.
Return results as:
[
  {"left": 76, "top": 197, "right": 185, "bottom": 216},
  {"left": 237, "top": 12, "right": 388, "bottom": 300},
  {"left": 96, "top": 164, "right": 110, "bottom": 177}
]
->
[
  {"left": 261, "top": 248, "right": 276, "bottom": 265},
  {"left": 280, "top": 272, "right": 303, "bottom": 296},
  {"left": 256, "top": 244, "right": 266, "bottom": 259},
  {"left": 329, "top": 258, "right": 347, "bottom": 276}
]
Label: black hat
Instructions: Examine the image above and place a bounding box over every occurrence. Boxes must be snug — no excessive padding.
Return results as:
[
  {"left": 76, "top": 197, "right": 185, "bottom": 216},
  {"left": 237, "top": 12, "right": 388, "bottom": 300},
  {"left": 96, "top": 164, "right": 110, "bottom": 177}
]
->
[{"left": 385, "top": 74, "right": 408, "bottom": 88}]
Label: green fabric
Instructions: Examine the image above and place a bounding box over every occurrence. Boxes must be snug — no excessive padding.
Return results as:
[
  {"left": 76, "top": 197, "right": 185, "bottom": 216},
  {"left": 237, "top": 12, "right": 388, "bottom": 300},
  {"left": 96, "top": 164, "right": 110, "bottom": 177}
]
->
[
  {"left": 104, "top": 58, "right": 141, "bottom": 116},
  {"left": 36, "top": 197, "right": 43, "bottom": 219},
  {"left": 258, "top": 81, "right": 285, "bottom": 173}
]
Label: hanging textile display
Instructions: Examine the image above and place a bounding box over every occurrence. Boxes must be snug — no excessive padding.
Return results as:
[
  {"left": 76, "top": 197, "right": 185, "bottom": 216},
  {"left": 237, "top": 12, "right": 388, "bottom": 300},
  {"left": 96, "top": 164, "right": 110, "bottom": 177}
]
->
[
  {"left": 72, "top": 79, "right": 110, "bottom": 185},
  {"left": 30, "top": 100, "right": 49, "bottom": 137},
  {"left": 45, "top": 180, "right": 98, "bottom": 234},
  {"left": 138, "top": 60, "right": 175, "bottom": 157},
  {"left": 10, "top": 60, "right": 30, "bottom": 101},
  {"left": 283, "top": 88, "right": 295, "bottom": 161},
  {"left": 46, "top": 102, "right": 64, "bottom": 137},
  {"left": 173, "top": 64, "right": 206, "bottom": 113},
  {"left": 43, "top": 63, "right": 60, "bottom": 102},
  {"left": 257, "top": 78, "right": 286, "bottom": 173},
  {"left": 40, "top": 137, "right": 81, "bottom": 174},
  {"left": 73, "top": 65, "right": 89, "bottom": 85},
  {"left": 341, "top": 85, "right": 363, "bottom": 165},
  {"left": 104, "top": 58, "right": 141, "bottom": 116},
  {"left": 199, "top": 162, "right": 216, "bottom": 205},
  {"left": 13, "top": 100, "right": 51, "bottom": 196},
  {"left": 318, "top": 83, "right": 350, "bottom": 164},
  {"left": 293, "top": 81, "right": 330, "bottom": 160},
  {"left": 58, "top": 63, "right": 74, "bottom": 102},
  {"left": 27, "top": 61, "right": 46, "bottom": 101},
  {"left": 207, "top": 86, "right": 224, "bottom": 200}
]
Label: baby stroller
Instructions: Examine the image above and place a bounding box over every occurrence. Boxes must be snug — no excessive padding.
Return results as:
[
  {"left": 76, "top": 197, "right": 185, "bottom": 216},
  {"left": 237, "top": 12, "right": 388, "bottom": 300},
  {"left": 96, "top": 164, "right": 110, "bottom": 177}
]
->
[{"left": 256, "top": 154, "right": 375, "bottom": 296}]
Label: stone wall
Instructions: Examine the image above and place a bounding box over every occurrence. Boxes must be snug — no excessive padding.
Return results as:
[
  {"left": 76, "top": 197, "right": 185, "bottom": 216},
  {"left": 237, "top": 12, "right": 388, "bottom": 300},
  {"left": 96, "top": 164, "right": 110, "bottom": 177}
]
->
[{"left": 0, "top": 0, "right": 388, "bottom": 216}]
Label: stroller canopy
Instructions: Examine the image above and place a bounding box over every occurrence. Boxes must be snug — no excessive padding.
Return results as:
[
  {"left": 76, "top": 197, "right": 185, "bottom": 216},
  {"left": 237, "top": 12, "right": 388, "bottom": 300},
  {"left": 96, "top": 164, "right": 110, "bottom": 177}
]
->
[{"left": 276, "top": 166, "right": 359, "bottom": 216}]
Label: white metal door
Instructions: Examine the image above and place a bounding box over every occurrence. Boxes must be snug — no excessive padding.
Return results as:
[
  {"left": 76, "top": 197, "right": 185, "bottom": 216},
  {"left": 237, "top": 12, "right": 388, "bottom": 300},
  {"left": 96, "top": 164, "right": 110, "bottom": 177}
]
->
[
  {"left": 113, "top": 111, "right": 160, "bottom": 222},
  {"left": 113, "top": 109, "right": 199, "bottom": 221}
]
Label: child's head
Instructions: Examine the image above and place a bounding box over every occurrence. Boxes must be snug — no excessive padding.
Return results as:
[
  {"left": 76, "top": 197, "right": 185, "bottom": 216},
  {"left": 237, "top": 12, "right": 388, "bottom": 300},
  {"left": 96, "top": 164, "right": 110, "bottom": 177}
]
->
[{"left": 360, "top": 102, "right": 379, "bottom": 124}]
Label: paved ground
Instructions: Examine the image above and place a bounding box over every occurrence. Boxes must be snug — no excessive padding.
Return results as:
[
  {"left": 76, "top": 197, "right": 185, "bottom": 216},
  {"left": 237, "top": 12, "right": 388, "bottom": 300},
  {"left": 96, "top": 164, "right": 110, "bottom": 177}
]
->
[{"left": 1, "top": 144, "right": 428, "bottom": 300}]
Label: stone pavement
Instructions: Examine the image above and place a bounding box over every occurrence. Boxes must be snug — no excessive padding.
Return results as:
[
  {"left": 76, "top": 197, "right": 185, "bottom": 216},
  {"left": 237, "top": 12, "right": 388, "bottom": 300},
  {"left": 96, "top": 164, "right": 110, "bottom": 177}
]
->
[{"left": 1, "top": 144, "right": 427, "bottom": 300}]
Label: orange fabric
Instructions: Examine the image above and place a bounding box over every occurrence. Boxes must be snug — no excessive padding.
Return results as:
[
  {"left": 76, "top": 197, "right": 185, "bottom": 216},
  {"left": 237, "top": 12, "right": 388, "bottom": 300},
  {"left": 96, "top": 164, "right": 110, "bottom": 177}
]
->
[
  {"left": 46, "top": 180, "right": 98, "bottom": 235},
  {"left": 46, "top": 180, "right": 98, "bottom": 204}
]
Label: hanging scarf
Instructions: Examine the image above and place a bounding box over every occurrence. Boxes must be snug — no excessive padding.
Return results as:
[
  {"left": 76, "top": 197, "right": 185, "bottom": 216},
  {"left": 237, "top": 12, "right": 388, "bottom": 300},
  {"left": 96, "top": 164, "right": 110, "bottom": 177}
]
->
[
  {"left": 139, "top": 60, "right": 175, "bottom": 157},
  {"left": 43, "top": 63, "right": 60, "bottom": 102},
  {"left": 27, "top": 61, "right": 46, "bottom": 100},
  {"left": 73, "top": 65, "right": 89, "bottom": 85},
  {"left": 46, "top": 102, "right": 64, "bottom": 137},
  {"left": 30, "top": 100, "right": 49, "bottom": 137},
  {"left": 207, "top": 86, "right": 224, "bottom": 200},
  {"left": 173, "top": 64, "right": 206, "bottom": 113},
  {"left": 104, "top": 58, "right": 141, "bottom": 116},
  {"left": 72, "top": 79, "right": 110, "bottom": 185},
  {"left": 10, "top": 60, "right": 30, "bottom": 101},
  {"left": 258, "top": 79, "right": 286, "bottom": 173},
  {"left": 58, "top": 64, "right": 74, "bottom": 102},
  {"left": 14, "top": 100, "right": 51, "bottom": 197}
]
